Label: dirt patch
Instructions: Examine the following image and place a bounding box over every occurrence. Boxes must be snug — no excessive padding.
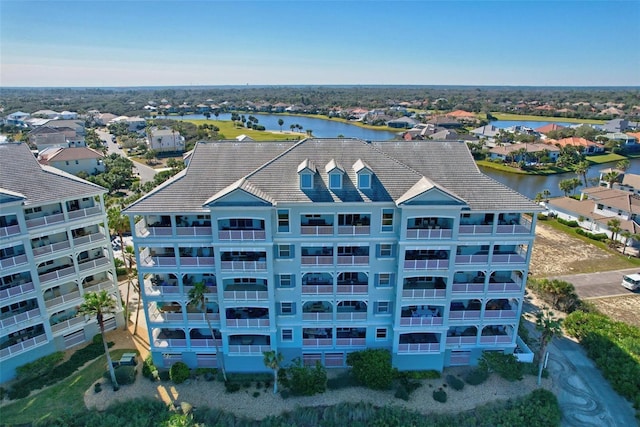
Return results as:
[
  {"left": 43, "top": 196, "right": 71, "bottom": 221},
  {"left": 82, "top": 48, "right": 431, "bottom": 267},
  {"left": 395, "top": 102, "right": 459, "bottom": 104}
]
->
[{"left": 589, "top": 295, "right": 640, "bottom": 327}]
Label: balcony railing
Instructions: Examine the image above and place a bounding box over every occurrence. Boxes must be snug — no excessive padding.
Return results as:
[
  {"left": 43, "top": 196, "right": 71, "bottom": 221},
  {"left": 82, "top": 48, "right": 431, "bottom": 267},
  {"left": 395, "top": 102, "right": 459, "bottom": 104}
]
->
[
  {"left": 484, "top": 309, "right": 517, "bottom": 320},
  {"left": 223, "top": 290, "right": 268, "bottom": 301},
  {"left": 487, "top": 281, "right": 522, "bottom": 293},
  {"left": 142, "top": 256, "right": 177, "bottom": 267},
  {"left": 153, "top": 338, "right": 187, "bottom": 348},
  {"left": 451, "top": 283, "right": 485, "bottom": 293},
  {"left": 45, "top": 290, "right": 81, "bottom": 308},
  {"left": 0, "top": 308, "right": 41, "bottom": 329},
  {"left": 190, "top": 338, "right": 223, "bottom": 348},
  {"left": 78, "top": 256, "right": 110, "bottom": 272},
  {"left": 301, "top": 225, "right": 333, "bottom": 235},
  {"left": 186, "top": 312, "right": 220, "bottom": 322},
  {"left": 226, "top": 319, "right": 270, "bottom": 328},
  {"left": 406, "top": 229, "right": 452, "bottom": 239},
  {"left": 397, "top": 343, "right": 440, "bottom": 353},
  {"left": 0, "top": 333, "right": 47, "bottom": 360},
  {"left": 301, "top": 255, "right": 333, "bottom": 266},
  {"left": 403, "top": 259, "right": 449, "bottom": 270},
  {"left": 449, "top": 310, "right": 481, "bottom": 321},
  {"left": 301, "top": 284, "right": 333, "bottom": 295},
  {"left": 496, "top": 218, "right": 531, "bottom": 235},
  {"left": 0, "top": 224, "right": 21, "bottom": 238},
  {"left": 0, "top": 282, "right": 35, "bottom": 300},
  {"left": 33, "top": 240, "right": 71, "bottom": 257},
  {"left": 73, "top": 233, "right": 107, "bottom": 248},
  {"left": 180, "top": 256, "right": 215, "bottom": 267},
  {"left": 51, "top": 315, "right": 85, "bottom": 333},
  {"left": 336, "top": 284, "right": 368, "bottom": 294},
  {"left": 480, "top": 335, "right": 513, "bottom": 345},
  {"left": 1, "top": 254, "right": 28, "bottom": 269},
  {"left": 67, "top": 205, "right": 101, "bottom": 220},
  {"left": 152, "top": 311, "right": 183, "bottom": 322},
  {"left": 303, "top": 312, "right": 333, "bottom": 321},
  {"left": 336, "top": 312, "right": 367, "bottom": 321},
  {"left": 176, "top": 226, "right": 212, "bottom": 237},
  {"left": 337, "top": 255, "right": 369, "bottom": 265},
  {"left": 26, "top": 212, "right": 65, "bottom": 229},
  {"left": 458, "top": 224, "right": 492, "bottom": 235},
  {"left": 302, "top": 338, "right": 332, "bottom": 347},
  {"left": 445, "top": 336, "right": 477, "bottom": 345},
  {"left": 145, "top": 227, "right": 173, "bottom": 237},
  {"left": 183, "top": 285, "right": 217, "bottom": 295},
  {"left": 492, "top": 253, "right": 526, "bottom": 264},
  {"left": 400, "top": 316, "right": 444, "bottom": 326},
  {"left": 401, "top": 288, "right": 446, "bottom": 299},
  {"left": 84, "top": 280, "right": 114, "bottom": 294},
  {"left": 228, "top": 344, "right": 271, "bottom": 354},
  {"left": 220, "top": 261, "right": 267, "bottom": 272},
  {"left": 337, "top": 225, "right": 370, "bottom": 235},
  {"left": 218, "top": 230, "right": 266, "bottom": 241},
  {"left": 336, "top": 338, "right": 366, "bottom": 346},
  {"left": 455, "top": 254, "right": 489, "bottom": 264},
  {"left": 39, "top": 266, "right": 76, "bottom": 284}
]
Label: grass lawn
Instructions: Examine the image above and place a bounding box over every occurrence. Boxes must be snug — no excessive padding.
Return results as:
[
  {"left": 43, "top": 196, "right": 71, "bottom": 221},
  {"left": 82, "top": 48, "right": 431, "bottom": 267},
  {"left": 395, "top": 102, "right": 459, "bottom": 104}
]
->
[
  {"left": 490, "top": 112, "right": 605, "bottom": 125},
  {"left": 1, "top": 349, "right": 134, "bottom": 425},
  {"left": 586, "top": 153, "right": 627, "bottom": 165},
  {"left": 477, "top": 160, "right": 572, "bottom": 175},
  {"left": 185, "top": 119, "right": 301, "bottom": 141}
]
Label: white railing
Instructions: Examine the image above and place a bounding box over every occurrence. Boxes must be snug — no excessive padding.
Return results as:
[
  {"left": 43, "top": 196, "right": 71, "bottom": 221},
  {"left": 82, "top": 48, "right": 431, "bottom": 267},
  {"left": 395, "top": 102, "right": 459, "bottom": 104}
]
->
[
  {"left": 336, "top": 284, "right": 368, "bottom": 294},
  {"left": 480, "top": 335, "right": 513, "bottom": 345},
  {"left": 458, "top": 224, "right": 492, "bottom": 234},
  {"left": 446, "top": 336, "right": 477, "bottom": 345},
  {"left": 336, "top": 338, "right": 366, "bottom": 346},
  {"left": 0, "top": 224, "right": 21, "bottom": 238},
  {"left": 337, "top": 255, "right": 369, "bottom": 265},
  {"left": 84, "top": 280, "right": 114, "bottom": 294},
  {"left": 45, "top": 290, "right": 81, "bottom": 308},
  {"left": 228, "top": 344, "right": 271, "bottom": 354},
  {"left": 302, "top": 338, "right": 332, "bottom": 347},
  {"left": 223, "top": 290, "right": 268, "bottom": 301},
  {"left": 0, "top": 282, "right": 35, "bottom": 300},
  {"left": 402, "top": 288, "right": 446, "bottom": 299},
  {"left": 220, "top": 260, "right": 267, "bottom": 271},
  {"left": 39, "top": 266, "right": 76, "bottom": 284},
  {"left": 301, "top": 255, "right": 333, "bottom": 265},
  {"left": 153, "top": 338, "right": 187, "bottom": 348},
  {"left": 484, "top": 309, "right": 517, "bottom": 319},
  {"left": 67, "top": 205, "right": 101, "bottom": 220},
  {"left": 406, "top": 228, "right": 452, "bottom": 239},
  {"left": 73, "top": 233, "right": 106, "bottom": 248},
  {"left": 303, "top": 312, "right": 333, "bottom": 321},
  {"left": 152, "top": 311, "right": 183, "bottom": 322},
  {"left": 180, "top": 256, "right": 215, "bottom": 267},
  {"left": 0, "top": 307, "right": 41, "bottom": 329},
  {"left": 176, "top": 226, "right": 212, "bottom": 237},
  {"left": 33, "top": 240, "right": 71, "bottom": 257},
  {"left": 449, "top": 310, "right": 481, "bottom": 321},
  {"left": 226, "top": 318, "right": 270, "bottom": 328},
  {"left": 300, "top": 225, "right": 334, "bottom": 235},
  {"left": 146, "top": 227, "right": 173, "bottom": 237},
  {"left": 51, "top": 316, "right": 85, "bottom": 333},
  {"left": 26, "top": 212, "right": 65, "bottom": 229},
  {"left": 403, "top": 259, "right": 449, "bottom": 270},
  {"left": 218, "top": 230, "right": 266, "bottom": 240},
  {"left": 183, "top": 285, "right": 217, "bottom": 295},
  {"left": 1, "top": 254, "right": 28, "bottom": 269},
  {"left": 400, "top": 316, "right": 443, "bottom": 326},
  {"left": 492, "top": 253, "right": 526, "bottom": 264},
  {"left": 337, "top": 225, "right": 370, "bottom": 235},
  {"left": 451, "top": 283, "right": 485, "bottom": 293},
  {"left": 336, "top": 312, "right": 367, "bottom": 321},
  {"left": 397, "top": 343, "right": 440, "bottom": 353},
  {"left": 496, "top": 218, "right": 531, "bottom": 234},
  {"left": 455, "top": 254, "right": 489, "bottom": 264},
  {"left": 487, "top": 282, "right": 522, "bottom": 293},
  {"left": 0, "top": 333, "right": 48, "bottom": 360},
  {"left": 78, "top": 256, "right": 110, "bottom": 272},
  {"left": 142, "top": 256, "right": 177, "bottom": 267},
  {"left": 190, "top": 338, "right": 223, "bottom": 348},
  {"left": 301, "top": 284, "right": 333, "bottom": 294},
  {"left": 186, "top": 312, "right": 220, "bottom": 322}
]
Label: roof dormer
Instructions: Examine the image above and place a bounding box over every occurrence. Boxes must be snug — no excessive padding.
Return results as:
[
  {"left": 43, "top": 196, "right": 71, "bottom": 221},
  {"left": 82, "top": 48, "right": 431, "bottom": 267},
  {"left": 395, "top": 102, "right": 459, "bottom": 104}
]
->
[
  {"left": 353, "top": 159, "right": 373, "bottom": 190},
  {"left": 325, "top": 159, "right": 345, "bottom": 190},
  {"left": 297, "top": 159, "right": 316, "bottom": 190}
]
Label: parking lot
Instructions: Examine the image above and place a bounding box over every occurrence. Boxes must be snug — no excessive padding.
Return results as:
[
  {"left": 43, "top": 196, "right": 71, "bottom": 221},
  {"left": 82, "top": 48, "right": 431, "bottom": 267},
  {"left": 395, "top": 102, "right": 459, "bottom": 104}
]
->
[{"left": 552, "top": 267, "right": 640, "bottom": 299}]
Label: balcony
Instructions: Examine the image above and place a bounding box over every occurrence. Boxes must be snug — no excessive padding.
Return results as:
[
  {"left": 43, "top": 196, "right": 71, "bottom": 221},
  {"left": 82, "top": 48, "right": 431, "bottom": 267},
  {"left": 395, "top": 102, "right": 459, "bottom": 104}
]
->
[
  {"left": 400, "top": 305, "right": 443, "bottom": 326},
  {"left": 72, "top": 230, "right": 107, "bottom": 249},
  {"left": 407, "top": 217, "right": 453, "bottom": 240},
  {"left": 228, "top": 335, "right": 271, "bottom": 354},
  {"left": 484, "top": 299, "right": 517, "bottom": 320},
  {"left": 480, "top": 325, "right": 514, "bottom": 345},
  {"left": 301, "top": 247, "right": 333, "bottom": 266},
  {"left": 0, "top": 307, "right": 41, "bottom": 330},
  {"left": 446, "top": 326, "right": 478, "bottom": 346},
  {"left": 404, "top": 250, "right": 450, "bottom": 270},
  {"left": 336, "top": 301, "right": 367, "bottom": 321},
  {"left": 153, "top": 329, "right": 187, "bottom": 348},
  {"left": 303, "top": 327, "right": 333, "bottom": 347},
  {"left": 218, "top": 218, "right": 265, "bottom": 241},
  {"left": 337, "top": 246, "right": 369, "bottom": 265},
  {"left": 67, "top": 205, "right": 101, "bottom": 221},
  {"left": 398, "top": 333, "right": 440, "bottom": 353},
  {"left": 336, "top": 328, "right": 366, "bottom": 346},
  {"left": 38, "top": 265, "right": 76, "bottom": 285},
  {"left": 336, "top": 283, "right": 368, "bottom": 294},
  {"left": 225, "top": 307, "right": 269, "bottom": 328},
  {"left": 492, "top": 251, "right": 527, "bottom": 264},
  {"left": 220, "top": 252, "right": 266, "bottom": 272},
  {"left": 151, "top": 303, "right": 184, "bottom": 322},
  {"left": 224, "top": 289, "right": 268, "bottom": 301},
  {"left": 496, "top": 215, "right": 531, "bottom": 235},
  {"left": 452, "top": 273, "right": 486, "bottom": 294},
  {"left": 141, "top": 247, "right": 177, "bottom": 268},
  {"left": 32, "top": 240, "right": 71, "bottom": 258},
  {"left": 458, "top": 213, "right": 494, "bottom": 235},
  {"left": 337, "top": 214, "right": 371, "bottom": 236},
  {"left": 487, "top": 272, "right": 523, "bottom": 293},
  {"left": 449, "top": 300, "right": 482, "bottom": 321},
  {"left": 135, "top": 216, "right": 172, "bottom": 238},
  {"left": 455, "top": 246, "right": 490, "bottom": 265},
  {"left": 144, "top": 276, "right": 180, "bottom": 296},
  {"left": 190, "top": 338, "right": 223, "bottom": 348},
  {"left": 186, "top": 312, "right": 220, "bottom": 322},
  {"left": 0, "top": 281, "right": 35, "bottom": 301},
  {"left": 83, "top": 273, "right": 116, "bottom": 294},
  {"left": 301, "top": 215, "right": 334, "bottom": 236},
  {"left": 401, "top": 277, "right": 446, "bottom": 299},
  {"left": 0, "top": 332, "right": 47, "bottom": 360},
  {"left": 180, "top": 255, "right": 215, "bottom": 268},
  {"left": 0, "top": 224, "right": 21, "bottom": 238},
  {"left": 26, "top": 212, "right": 65, "bottom": 229},
  {"left": 0, "top": 254, "right": 28, "bottom": 270},
  {"left": 303, "top": 301, "right": 332, "bottom": 321},
  {"left": 50, "top": 313, "right": 84, "bottom": 334},
  {"left": 78, "top": 256, "right": 110, "bottom": 272},
  {"left": 44, "top": 289, "right": 81, "bottom": 309}
]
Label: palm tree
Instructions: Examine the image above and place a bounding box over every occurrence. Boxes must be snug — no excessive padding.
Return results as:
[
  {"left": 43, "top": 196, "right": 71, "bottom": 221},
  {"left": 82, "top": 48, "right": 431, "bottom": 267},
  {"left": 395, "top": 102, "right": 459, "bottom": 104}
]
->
[
  {"left": 107, "top": 207, "right": 130, "bottom": 269},
  {"left": 534, "top": 308, "right": 562, "bottom": 385},
  {"left": 573, "top": 160, "right": 590, "bottom": 188},
  {"left": 542, "top": 189, "right": 551, "bottom": 202},
  {"left": 278, "top": 118, "right": 284, "bottom": 131},
  {"left": 616, "top": 159, "right": 630, "bottom": 172},
  {"left": 79, "top": 291, "right": 119, "bottom": 390},
  {"left": 263, "top": 350, "right": 284, "bottom": 394},
  {"left": 534, "top": 192, "right": 544, "bottom": 204},
  {"left": 603, "top": 170, "right": 620, "bottom": 188},
  {"left": 620, "top": 230, "right": 632, "bottom": 255},
  {"left": 188, "top": 282, "right": 227, "bottom": 381},
  {"left": 607, "top": 218, "right": 622, "bottom": 247}
]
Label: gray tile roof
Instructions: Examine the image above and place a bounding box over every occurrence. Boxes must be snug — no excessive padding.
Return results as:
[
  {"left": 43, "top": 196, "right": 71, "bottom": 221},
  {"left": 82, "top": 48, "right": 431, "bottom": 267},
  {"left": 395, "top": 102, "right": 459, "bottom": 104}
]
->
[
  {"left": 125, "top": 138, "right": 538, "bottom": 213},
  {"left": 0, "top": 143, "right": 105, "bottom": 206}
]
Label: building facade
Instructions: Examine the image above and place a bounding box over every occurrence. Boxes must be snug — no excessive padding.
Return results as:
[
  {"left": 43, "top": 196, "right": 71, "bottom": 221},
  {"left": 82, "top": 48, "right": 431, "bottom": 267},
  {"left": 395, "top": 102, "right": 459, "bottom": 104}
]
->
[
  {"left": 124, "top": 138, "right": 538, "bottom": 372},
  {"left": 0, "top": 143, "right": 123, "bottom": 382}
]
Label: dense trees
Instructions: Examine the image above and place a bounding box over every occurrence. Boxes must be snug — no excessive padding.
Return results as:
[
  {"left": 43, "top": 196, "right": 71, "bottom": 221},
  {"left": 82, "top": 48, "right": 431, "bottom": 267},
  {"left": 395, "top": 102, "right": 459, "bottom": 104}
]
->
[{"left": 86, "top": 153, "right": 135, "bottom": 193}]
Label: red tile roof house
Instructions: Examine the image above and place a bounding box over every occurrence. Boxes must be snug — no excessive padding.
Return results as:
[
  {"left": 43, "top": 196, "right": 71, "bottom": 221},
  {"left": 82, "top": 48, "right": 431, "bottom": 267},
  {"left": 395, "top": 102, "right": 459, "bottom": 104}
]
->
[
  {"left": 38, "top": 146, "right": 105, "bottom": 176},
  {"left": 546, "top": 137, "right": 604, "bottom": 155},
  {"left": 546, "top": 186, "right": 640, "bottom": 254},
  {"left": 488, "top": 143, "right": 560, "bottom": 163},
  {"left": 534, "top": 123, "right": 565, "bottom": 135}
]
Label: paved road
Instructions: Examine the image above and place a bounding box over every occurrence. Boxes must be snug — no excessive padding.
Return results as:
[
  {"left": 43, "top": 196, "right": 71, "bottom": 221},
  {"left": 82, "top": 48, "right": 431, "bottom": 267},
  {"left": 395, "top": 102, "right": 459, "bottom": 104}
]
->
[
  {"left": 552, "top": 268, "right": 640, "bottom": 299},
  {"left": 96, "top": 129, "right": 157, "bottom": 183}
]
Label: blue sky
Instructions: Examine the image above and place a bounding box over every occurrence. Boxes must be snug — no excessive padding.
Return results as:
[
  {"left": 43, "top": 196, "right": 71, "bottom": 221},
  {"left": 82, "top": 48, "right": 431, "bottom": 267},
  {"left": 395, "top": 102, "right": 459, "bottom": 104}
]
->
[{"left": 1, "top": 0, "right": 639, "bottom": 87}]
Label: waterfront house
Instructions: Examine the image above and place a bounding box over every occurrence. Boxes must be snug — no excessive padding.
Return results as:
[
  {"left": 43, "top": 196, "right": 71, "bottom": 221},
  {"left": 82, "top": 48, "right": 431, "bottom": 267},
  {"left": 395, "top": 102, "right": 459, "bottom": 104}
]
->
[
  {"left": 548, "top": 136, "right": 603, "bottom": 154},
  {"left": 387, "top": 117, "right": 419, "bottom": 129},
  {"left": 38, "top": 146, "right": 105, "bottom": 176},
  {"left": 488, "top": 143, "right": 559, "bottom": 163},
  {"left": 470, "top": 124, "right": 500, "bottom": 142},
  {"left": 534, "top": 123, "right": 565, "bottom": 135}
]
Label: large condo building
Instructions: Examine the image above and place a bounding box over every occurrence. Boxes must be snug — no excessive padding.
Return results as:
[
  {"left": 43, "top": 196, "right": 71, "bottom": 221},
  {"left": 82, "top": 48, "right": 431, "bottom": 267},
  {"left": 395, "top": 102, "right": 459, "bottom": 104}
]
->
[
  {"left": 0, "top": 143, "right": 123, "bottom": 382},
  {"left": 124, "top": 138, "right": 538, "bottom": 372}
]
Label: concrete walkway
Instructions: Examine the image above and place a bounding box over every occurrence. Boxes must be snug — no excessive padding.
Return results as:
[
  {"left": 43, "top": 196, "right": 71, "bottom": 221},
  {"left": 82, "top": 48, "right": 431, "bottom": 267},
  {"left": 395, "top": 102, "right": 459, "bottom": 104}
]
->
[{"left": 546, "top": 336, "right": 637, "bottom": 426}]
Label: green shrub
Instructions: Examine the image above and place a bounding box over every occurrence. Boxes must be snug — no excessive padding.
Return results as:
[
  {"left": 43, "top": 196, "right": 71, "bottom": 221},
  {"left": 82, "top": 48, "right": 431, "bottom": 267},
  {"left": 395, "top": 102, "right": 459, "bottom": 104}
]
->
[
  {"left": 347, "top": 349, "right": 393, "bottom": 390},
  {"left": 16, "top": 352, "right": 64, "bottom": 381},
  {"left": 433, "top": 388, "right": 447, "bottom": 403},
  {"left": 394, "top": 385, "right": 410, "bottom": 401},
  {"left": 252, "top": 391, "right": 260, "bottom": 398},
  {"left": 224, "top": 381, "right": 241, "bottom": 393},
  {"left": 7, "top": 385, "right": 30, "bottom": 400},
  {"left": 557, "top": 217, "right": 578, "bottom": 227},
  {"left": 537, "top": 213, "right": 548, "bottom": 220},
  {"left": 446, "top": 374, "right": 465, "bottom": 391},
  {"left": 169, "top": 362, "right": 190, "bottom": 384},
  {"left": 94, "top": 382, "right": 102, "bottom": 393},
  {"left": 283, "top": 359, "right": 327, "bottom": 396},
  {"left": 194, "top": 367, "right": 217, "bottom": 378},
  {"left": 326, "top": 371, "right": 360, "bottom": 390},
  {"left": 480, "top": 352, "right": 523, "bottom": 381},
  {"left": 109, "top": 365, "right": 136, "bottom": 385},
  {"left": 142, "top": 355, "right": 158, "bottom": 381},
  {"left": 575, "top": 228, "right": 608, "bottom": 241},
  {"left": 465, "top": 368, "right": 489, "bottom": 385}
]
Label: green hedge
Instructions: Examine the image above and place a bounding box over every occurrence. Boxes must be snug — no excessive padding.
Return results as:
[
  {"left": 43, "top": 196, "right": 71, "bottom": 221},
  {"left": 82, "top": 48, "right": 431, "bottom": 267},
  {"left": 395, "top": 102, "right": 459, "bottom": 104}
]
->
[
  {"left": 169, "top": 362, "right": 190, "bottom": 384},
  {"left": 575, "top": 228, "right": 608, "bottom": 241},
  {"left": 347, "top": 349, "right": 394, "bottom": 390},
  {"left": 556, "top": 217, "right": 579, "bottom": 227}
]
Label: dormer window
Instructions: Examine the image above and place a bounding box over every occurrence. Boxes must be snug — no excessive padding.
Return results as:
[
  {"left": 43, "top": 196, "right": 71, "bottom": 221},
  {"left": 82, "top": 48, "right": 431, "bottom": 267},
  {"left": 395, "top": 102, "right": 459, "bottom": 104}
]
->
[
  {"left": 358, "top": 173, "right": 371, "bottom": 189},
  {"left": 297, "top": 158, "right": 317, "bottom": 190},
  {"left": 329, "top": 172, "right": 342, "bottom": 189},
  {"left": 300, "top": 173, "right": 313, "bottom": 189}
]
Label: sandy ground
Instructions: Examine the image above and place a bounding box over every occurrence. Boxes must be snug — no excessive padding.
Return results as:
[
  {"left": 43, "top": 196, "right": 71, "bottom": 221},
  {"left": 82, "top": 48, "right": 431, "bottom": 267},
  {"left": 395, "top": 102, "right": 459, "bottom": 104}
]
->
[{"left": 589, "top": 294, "right": 640, "bottom": 327}]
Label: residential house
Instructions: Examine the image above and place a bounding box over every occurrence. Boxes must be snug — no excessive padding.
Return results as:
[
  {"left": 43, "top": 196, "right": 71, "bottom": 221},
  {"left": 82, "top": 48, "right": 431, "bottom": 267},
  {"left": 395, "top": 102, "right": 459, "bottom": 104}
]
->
[
  {"left": 111, "top": 116, "right": 146, "bottom": 132},
  {"left": 6, "top": 112, "right": 30, "bottom": 126},
  {"left": 429, "top": 129, "right": 478, "bottom": 142},
  {"left": 42, "top": 119, "right": 85, "bottom": 136},
  {"left": 123, "top": 138, "right": 538, "bottom": 373},
  {"left": 604, "top": 132, "right": 638, "bottom": 146},
  {"left": 402, "top": 124, "right": 439, "bottom": 141},
  {"left": 0, "top": 143, "right": 123, "bottom": 382},
  {"left": 148, "top": 127, "right": 185, "bottom": 153},
  {"left": 94, "top": 113, "right": 118, "bottom": 126},
  {"left": 38, "top": 147, "right": 105, "bottom": 175},
  {"left": 235, "top": 134, "right": 255, "bottom": 142},
  {"left": 426, "top": 116, "right": 462, "bottom": 129},
  {"left": 602, "top": 118, "right": 631, "bottom": 133},
  {"left": 599, "top": 169, "right": 640, "bottom": 195},
  {"left": 387, "top": 117, "right": 419, "bottom": 129},
  {"left": 470, "top": 125, "right": 500, "bottom": 142},
  {"left": 32, "top": 110, "right": 61, "bottom": 119},
  {"left": 28, "top": 126, "right": 85, "bottom": 152},
  {"left": 489, "top": 143, "right": 560, "bottom": 163},
  {"left": 549, "top": 137, "right": 604, "bottom": 155},
  {"left": 534, "top": 123, "right": 565, "bottom": 135}
]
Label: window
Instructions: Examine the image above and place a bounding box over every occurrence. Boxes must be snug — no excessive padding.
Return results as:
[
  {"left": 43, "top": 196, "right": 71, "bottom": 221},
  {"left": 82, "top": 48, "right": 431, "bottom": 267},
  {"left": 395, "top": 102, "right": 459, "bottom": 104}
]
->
[
  {"left": 358, "top": 173, "right": 371, "bottom": 189},
  {"left": 277, "top": 209, "right": 290, "bottom": 232},
  {"left": 376, "top": 328, "right": 388, "bottom": 340},
  {"left": 300, "top": 173, "right": 313, "bottom": 189},
  {"left": 278, "top": 274, "right": 294, "bottom": 288},
  {"left": 376, "top": 273, "right": 393, "bottom": 287},
  {"left": 282, "top": 329, "right": 293, "bottom": 342},
  {"left": 329, "top": 173, "right": 342, "bottom": 189},
  {"left": 375, "top": 301, "right": 391, "bottom": 314},
  {"left": 279, "top": 302, "right": 294, "bottom": 315},
  {"left": 381, "top": 209, "right": 394, "bottom": 231},
  {"left": 378, "top": 244, "right": 393, "bottom": 258},
  {"left": 278, "top": 244, "right": 293, "bottom": 258}
]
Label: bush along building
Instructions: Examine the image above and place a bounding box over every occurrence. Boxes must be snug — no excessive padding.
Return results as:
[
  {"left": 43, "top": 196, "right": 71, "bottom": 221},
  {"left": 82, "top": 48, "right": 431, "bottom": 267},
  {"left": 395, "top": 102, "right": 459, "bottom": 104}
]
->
[
  {"left": 124, "top": 138, "right": 538, "bottom": 372},
  {"left": 0, "top": 143, "right": 124, "bottom": 382}
]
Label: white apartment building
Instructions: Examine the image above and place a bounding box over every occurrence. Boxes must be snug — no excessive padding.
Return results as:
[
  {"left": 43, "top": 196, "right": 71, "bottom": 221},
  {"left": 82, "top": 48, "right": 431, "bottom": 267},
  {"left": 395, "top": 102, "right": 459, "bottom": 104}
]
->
[
  {"left": 0, "top": 143, "right": 123, "bottom": 382},
  {"left": 124, "top": 138, "right": 538, "bottom": 372}
]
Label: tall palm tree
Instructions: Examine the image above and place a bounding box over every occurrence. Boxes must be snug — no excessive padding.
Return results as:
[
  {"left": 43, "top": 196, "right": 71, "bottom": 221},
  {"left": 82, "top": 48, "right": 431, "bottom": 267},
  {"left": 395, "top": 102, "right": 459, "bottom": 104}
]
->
[
  {"left": 278, "top": 118, "right": 284, "bottom": 131},
  {"left": 542, "top": 189, "right": 551, "bottom": 202},
  {"left": 603, "top": 170, "right": 620, "bottom": 188},
  {"left": 573, "top": 160, "right": 590, "bottom": 188},
  {"left": 534, "top": 309, "right": 562, "bottom": 386},
  {"left": 188, "top": 282, "right": 226, "bottom": 381},
  {"left": 607, "top": 218, "right": 622, "bottom": 246},
  {"left": 79, "top": 290, "right": 119, "bottom": 390},
  {"left": 616, "top": 159, "right": 630, "bottom": 172},
  {"left": 620, "top": 230, "right": 632, "bottom": 255},
  {"left": 263, "top": 350, "right": 284, "bottom": 394}
]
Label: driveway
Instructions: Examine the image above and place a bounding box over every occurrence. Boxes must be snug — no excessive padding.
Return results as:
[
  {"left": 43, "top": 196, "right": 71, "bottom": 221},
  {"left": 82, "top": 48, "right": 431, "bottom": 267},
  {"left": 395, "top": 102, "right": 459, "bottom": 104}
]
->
[
  {"left": 551, "top": 268, "right": 640, "bottom": 299},
  {"left": 96, "top": 129, "right": 157, "bottom": 183}
]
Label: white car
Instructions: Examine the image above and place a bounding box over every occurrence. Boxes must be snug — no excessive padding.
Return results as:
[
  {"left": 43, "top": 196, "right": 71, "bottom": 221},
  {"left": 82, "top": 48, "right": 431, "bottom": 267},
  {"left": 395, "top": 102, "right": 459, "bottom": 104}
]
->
[{"left": 621, "top": 273, "right": 640, "bottom": 291}]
